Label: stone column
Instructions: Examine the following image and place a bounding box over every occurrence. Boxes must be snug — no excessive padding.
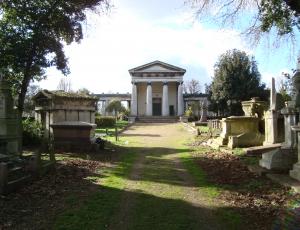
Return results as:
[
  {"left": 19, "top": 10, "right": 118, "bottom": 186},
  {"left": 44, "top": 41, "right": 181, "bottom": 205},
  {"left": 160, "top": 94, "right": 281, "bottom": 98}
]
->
[
  {"left": 131, "top": 82, "right": 137, "bottom": 116},
  {"left": 270, "top": 77, "right": 277, "bottom": 110},
  {"left": 177, "top": 82, "right": 184, "bottom": 116},
  {"left": 263, "top": 77, "right": 278, "bottom": 145},
  {"left": 146, "top": 82, "right": 152, "bottom": 116},
  {"left": 101, "top": 101, "right": 106, "bottom": 115},
  {"left": 127, "top": 100, "right": 131, "bottom": 110},
  {"left": 162, "top": 82, "right": 169, "bottom": 116}
]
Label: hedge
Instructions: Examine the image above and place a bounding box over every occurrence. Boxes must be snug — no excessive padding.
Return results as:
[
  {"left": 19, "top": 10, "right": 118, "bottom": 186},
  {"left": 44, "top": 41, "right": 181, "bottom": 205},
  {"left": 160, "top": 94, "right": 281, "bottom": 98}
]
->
[{"left": 95, "top": 116, "right": 116, "bottom": 128}]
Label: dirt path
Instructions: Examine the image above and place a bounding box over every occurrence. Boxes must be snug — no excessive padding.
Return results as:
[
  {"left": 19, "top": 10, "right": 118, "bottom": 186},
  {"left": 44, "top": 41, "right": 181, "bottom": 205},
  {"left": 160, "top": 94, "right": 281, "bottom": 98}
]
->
[{"left": 109, "top": 123, "right": 224, "bottom": 230}]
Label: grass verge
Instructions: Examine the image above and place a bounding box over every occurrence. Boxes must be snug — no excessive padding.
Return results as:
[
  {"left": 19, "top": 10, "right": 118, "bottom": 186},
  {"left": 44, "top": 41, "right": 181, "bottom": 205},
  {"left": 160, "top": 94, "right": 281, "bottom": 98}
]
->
[
  {"left": 95, "top": 120, "right": 129, "bottom": 136},
  {"left": 53, "top": 146, "right": 137, "bottom": 230},
  {"left": 179, "top": 148, "right": 242, "bottom": 229}
]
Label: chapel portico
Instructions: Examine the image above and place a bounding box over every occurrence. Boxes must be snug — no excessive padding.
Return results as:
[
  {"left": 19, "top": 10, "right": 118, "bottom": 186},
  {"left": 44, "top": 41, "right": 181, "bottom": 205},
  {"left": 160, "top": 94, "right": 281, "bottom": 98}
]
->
[{"left": 129, "top": 61, "right": 186, "bottom": 119}]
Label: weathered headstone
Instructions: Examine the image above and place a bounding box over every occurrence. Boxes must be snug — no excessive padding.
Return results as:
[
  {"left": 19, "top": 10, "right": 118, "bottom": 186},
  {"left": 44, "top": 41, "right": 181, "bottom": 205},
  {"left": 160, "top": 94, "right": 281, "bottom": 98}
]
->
[{"left": 263, "top": 77, "right": 278, "bottom": 146}]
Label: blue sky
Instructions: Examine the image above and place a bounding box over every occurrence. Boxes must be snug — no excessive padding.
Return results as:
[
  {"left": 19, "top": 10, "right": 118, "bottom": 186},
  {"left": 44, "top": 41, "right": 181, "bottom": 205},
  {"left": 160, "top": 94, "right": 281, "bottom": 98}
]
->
[{"left": 39, "top": 0, "right": 299, "bottom": 93}]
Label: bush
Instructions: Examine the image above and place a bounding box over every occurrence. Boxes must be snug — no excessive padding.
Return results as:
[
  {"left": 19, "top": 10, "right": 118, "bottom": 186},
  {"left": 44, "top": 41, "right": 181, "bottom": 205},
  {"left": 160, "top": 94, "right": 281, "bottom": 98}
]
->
[
  {"left": 119, "top": 108, "right": 130, "bottom": 121},
  {"left": 95, "top": 116, "right": 116, "bottom": 127},
  {"left": 185, "top": 107, "right": 193, "bottom": 117},
  {"left": 22, "top": 118, "right": 43, "bottom": 146}
]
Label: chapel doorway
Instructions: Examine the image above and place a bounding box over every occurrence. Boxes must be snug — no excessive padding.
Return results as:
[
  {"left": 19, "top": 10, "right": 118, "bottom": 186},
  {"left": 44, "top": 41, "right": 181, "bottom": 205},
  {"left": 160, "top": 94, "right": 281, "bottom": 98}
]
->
[{"left": 152, "top": 98, "right": 162, "bottom": 116}]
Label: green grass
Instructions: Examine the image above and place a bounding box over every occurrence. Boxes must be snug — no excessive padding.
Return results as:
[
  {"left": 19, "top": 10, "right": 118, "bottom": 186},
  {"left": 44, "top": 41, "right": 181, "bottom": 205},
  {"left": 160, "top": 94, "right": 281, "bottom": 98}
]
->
[
  {"left": 179, "top": 152, "right": 220, "bottom": 198},
  {"left": 198, "top": 125, "right": 210, "bottom": 132},
  {"left": 53, "top": 145, "right": 137, "bottom": 230},
  {"left": 54, "top": 123, "right": 244, "bottom": 229},
  {"left": 179, "top": 142, "right": 242, "bottom": 229},
  {"left": 95, "top": 120, "right": 129, "bottom": 136}
]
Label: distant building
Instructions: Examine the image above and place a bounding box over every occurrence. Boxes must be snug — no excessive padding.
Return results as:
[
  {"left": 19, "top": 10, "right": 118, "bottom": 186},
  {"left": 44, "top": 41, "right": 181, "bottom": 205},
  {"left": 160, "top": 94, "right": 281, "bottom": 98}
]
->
[
  {"left": 34, "top": 90, "right": 97, "bottom": 138},
  {"left": 129, "top": 60, "right": 186, "bottom": 117},
  {"left": 95, "top": 60, "right": 209, "bottom": 121}
]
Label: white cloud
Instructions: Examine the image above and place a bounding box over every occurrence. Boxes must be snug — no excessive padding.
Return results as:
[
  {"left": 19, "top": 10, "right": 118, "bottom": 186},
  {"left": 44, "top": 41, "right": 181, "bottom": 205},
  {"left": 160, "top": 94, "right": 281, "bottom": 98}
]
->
[{"left": 39, "top": 4, "right": 249, "bottom": 93}]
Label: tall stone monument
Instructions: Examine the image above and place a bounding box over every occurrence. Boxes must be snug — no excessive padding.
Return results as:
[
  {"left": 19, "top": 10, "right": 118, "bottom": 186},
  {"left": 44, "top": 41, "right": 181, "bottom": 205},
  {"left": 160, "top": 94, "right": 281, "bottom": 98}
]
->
[
  {"left": 263, "top": 77, "right": 278, "bottom": 146},
  {"left": 199, "top": 98, "right": 208, "bottom": 122},
  {"left": 0, "top": 77, "right": 20, "bottom": 157},
  {"left": 289, "top": 57, "right": 300, "bottom": 180}
]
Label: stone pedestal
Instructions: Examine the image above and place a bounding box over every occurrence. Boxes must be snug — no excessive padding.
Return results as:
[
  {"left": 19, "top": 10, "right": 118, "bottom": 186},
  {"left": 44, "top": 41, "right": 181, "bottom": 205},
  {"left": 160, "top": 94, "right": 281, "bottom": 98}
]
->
[
  {"left": 263, "top": 110, "right": 278, "bottom": 146},
  {"left": 290, "top": 126, "right": 300, "bottom": 181},
  {"left": 259, "top": 104, "right": 298, "bottom": 171}
]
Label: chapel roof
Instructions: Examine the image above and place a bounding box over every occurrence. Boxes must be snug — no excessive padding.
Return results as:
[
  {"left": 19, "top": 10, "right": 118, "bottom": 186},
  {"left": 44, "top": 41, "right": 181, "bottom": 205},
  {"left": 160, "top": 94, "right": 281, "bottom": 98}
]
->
[{"left": 129, "top": 60, "right": 186, "bottom": 75}]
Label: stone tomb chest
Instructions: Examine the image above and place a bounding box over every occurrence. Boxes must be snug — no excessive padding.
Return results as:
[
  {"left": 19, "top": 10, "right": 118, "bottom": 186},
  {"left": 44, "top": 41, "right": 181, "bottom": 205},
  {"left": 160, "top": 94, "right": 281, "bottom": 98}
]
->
[
  {"left": 34, "top": 90, "right": 98, "bottom": 139},
  {"left": 50, "top": 121, "right": 96, "bottom": 152},
  {"left": 218, "top": 116, "right": 264, "bottom": 148}
]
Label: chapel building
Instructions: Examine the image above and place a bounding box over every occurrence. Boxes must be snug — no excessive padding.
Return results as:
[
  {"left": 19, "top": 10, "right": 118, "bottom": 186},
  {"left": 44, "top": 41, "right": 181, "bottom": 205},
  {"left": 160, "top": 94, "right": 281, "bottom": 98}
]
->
[{"left": 129, "top": 60, "right": 185, "bottom": 118}]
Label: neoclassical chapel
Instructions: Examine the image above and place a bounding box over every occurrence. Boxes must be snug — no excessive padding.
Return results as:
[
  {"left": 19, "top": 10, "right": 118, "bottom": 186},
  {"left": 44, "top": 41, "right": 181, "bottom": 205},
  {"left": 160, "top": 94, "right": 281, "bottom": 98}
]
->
[{"left": 129, "top": 60, "right": 186, "bottom": 118}]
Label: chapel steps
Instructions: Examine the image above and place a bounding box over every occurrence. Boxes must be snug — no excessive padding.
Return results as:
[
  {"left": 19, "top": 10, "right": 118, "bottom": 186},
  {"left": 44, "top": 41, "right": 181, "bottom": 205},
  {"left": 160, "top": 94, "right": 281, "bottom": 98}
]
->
[{"left": 136, "top": 116, "right": 179, "bottom": 123}]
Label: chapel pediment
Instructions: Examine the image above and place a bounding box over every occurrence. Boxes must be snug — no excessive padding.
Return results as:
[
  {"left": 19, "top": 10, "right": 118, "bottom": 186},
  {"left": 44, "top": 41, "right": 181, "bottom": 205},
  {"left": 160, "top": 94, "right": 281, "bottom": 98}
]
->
[{"left": 129, "top": 60, "right": 186, "bottom": 75}]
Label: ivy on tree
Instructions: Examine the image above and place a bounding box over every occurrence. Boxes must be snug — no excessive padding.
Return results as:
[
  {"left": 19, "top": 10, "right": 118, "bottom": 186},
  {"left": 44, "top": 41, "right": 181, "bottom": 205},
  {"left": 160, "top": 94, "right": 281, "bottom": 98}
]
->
[{"left": 0, "top": 0, "right": 110, "bottom": 116}]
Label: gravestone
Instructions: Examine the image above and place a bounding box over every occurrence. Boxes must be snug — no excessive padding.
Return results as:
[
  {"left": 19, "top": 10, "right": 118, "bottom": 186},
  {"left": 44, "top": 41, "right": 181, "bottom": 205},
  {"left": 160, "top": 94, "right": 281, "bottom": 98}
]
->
[
  {"left": 260, "top": 101, "right": 298, "bottom": 171},
  {"left": 0, "top": 77, "right": 20, "bottom": 156}
]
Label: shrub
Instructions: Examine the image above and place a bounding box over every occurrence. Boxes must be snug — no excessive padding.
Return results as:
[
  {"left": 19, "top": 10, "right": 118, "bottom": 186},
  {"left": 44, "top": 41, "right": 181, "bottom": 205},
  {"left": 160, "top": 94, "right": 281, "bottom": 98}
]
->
[
  {"left": 119, "top": 108, "right": 130, "bottom": 121},
  {"left": 185, "top": 107, "right": 193, "bottom": 117},
  {"left": 22, "top": 118, "right": 43, "bottom": 146},
  {"left": 95, "top": 116, "right": 116, "bottom": 127}
]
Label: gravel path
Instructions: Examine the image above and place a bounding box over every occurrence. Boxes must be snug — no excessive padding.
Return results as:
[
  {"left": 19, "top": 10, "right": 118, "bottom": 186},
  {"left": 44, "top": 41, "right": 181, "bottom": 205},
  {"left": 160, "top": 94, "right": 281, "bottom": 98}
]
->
[{"left": 109, "top": 123, "right": 224, "bottom": 230}]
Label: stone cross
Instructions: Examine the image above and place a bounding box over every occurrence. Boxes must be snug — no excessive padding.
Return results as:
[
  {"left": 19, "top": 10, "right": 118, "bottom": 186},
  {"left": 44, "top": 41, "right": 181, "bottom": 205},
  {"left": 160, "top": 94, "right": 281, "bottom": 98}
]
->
[{"left": 270, "top": 77, "right": 277, "bottom": 111}]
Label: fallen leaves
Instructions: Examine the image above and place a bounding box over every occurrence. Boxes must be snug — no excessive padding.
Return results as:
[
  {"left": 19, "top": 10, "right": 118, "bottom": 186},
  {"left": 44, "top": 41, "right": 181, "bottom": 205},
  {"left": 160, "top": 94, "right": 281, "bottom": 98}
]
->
[
  {"left": 0, "top": 155, "right": 105, "bottom": 229},
  {"left": 193, "top": 149, "right": 300, "bottom": 229}
]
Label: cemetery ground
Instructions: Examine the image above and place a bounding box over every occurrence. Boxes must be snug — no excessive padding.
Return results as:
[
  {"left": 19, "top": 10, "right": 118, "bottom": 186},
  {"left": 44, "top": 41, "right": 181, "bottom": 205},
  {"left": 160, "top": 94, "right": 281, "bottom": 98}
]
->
[{"left": 1, "top": 123, "right": 300, "bottom": 229}]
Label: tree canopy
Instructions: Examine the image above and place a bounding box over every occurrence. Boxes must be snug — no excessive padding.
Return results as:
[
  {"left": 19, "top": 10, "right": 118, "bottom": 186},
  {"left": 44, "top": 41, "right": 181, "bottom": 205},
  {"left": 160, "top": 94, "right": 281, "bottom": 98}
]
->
[
  {"left": 0, "top": 0, "right": 110, "bottom": 115},
  {"left": 209, "top": 49, "right": 267, "bottom": 115},
  {"left": 186, "top": 0, "right": 300, "bottom": 42},
  {"left": 105, "top": 100, "right": 126, "bottom": 120}
]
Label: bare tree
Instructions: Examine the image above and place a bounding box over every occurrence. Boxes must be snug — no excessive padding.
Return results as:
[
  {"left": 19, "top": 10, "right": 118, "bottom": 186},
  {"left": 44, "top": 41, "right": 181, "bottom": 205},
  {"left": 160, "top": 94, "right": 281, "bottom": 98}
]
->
[
  {"left": 57, "top": 77, "right": 72, "bottom": 92},
  {"left": 183, "top": 79, "right": 202, "bottom": 94},
  {"left": 185, "top": 0, "right": 300, "bottom": 46}
]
